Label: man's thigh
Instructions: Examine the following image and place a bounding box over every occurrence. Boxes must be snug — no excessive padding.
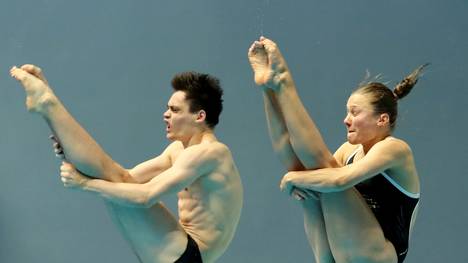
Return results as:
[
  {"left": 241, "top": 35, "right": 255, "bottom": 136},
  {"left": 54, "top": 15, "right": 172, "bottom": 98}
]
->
[{"left": 105, "top": 201, "right": 188, "bottom": 262}]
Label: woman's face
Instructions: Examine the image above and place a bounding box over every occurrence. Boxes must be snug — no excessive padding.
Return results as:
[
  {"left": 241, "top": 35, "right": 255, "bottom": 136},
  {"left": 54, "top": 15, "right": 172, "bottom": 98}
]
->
[{"left": 344, "top": 93, "right": 383, "bottom": 145}]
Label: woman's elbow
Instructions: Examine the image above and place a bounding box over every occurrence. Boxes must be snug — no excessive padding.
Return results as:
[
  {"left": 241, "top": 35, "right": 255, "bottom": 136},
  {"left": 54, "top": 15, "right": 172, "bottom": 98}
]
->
[{"left": 327, "top": 175, "right": 350, "bottom": 192}]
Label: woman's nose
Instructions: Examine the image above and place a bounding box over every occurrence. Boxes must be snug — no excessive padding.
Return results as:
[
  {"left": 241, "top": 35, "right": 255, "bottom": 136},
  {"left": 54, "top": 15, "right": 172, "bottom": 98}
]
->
[{"left": 343, "top": 114, "right": 351, "bottom": 126}]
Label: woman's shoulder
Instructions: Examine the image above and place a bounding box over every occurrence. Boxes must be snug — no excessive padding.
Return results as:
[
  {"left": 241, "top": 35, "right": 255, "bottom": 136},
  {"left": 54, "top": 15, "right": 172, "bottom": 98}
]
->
[
  {"left": 378, "top": 136, "right": 413, "bottom": 156},
  {"left": 334, "top": 142, "right": 360, "bottom": 166},
  {"left": 335, "top": 137, "right": 413, "bottom": 166}
]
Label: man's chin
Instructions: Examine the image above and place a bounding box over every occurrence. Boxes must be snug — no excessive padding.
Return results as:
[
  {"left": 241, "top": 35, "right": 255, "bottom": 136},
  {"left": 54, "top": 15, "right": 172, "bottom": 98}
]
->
[{"left": 166, "top": 133, "right": 175, "bottom": 141}]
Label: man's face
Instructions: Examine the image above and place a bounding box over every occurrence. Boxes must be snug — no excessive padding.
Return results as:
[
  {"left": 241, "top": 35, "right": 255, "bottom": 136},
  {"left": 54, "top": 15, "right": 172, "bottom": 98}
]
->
[{"left": 163, "top": 91, "right": 198, "bottom": 141}]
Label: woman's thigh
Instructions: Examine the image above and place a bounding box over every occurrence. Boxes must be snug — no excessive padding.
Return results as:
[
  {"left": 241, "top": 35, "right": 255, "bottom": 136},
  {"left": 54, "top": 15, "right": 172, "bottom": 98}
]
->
[{"left": 321, "top": 188, "right": 397, "bottom": 263}]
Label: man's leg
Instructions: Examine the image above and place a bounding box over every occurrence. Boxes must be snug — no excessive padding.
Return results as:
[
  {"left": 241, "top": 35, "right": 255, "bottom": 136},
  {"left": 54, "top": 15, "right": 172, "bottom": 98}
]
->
[
  {"left": 321, "top": 189, "right": 397, "bottom": 263},
  {"left": 105, "top": 202, "right": 189, "bottom": 263},
  {"left": 10, "top": 65, "right": 130, "bottom": 182},
  {"left": 10, "top": 65, "right": 189, "bottom": 262}
]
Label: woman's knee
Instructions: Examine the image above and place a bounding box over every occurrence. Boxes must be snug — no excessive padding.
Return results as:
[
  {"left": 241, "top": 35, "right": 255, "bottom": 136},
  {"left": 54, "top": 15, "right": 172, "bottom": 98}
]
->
[{"left": 331, "top": 240, "right": 397, "bottom": 263}]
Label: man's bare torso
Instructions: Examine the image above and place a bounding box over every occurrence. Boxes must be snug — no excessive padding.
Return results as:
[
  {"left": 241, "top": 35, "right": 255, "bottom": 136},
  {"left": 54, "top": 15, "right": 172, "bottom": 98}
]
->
[{"left": 108, "top": 139, "right": 243, "bottom": 263}]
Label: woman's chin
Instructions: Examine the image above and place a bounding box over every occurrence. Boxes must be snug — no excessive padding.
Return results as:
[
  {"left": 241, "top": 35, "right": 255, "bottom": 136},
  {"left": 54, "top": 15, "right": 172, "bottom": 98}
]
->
[{"left": 347, "top": 135, "right": 359, "bottom": 145}]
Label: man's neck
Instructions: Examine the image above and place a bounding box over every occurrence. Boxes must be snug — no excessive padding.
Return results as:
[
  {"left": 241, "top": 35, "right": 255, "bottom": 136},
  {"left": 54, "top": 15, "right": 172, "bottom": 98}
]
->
[{"left": 182, "top": 130, "right": 216, "bottom": 148}]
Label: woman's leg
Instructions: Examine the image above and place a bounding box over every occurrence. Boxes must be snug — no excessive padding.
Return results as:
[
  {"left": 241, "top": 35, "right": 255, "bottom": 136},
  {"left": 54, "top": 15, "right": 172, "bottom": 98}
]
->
[
  {"left": 11, "top": 65, "right": 130, "bottom": 182},
  {"left": 250, "top": 38, "right": 338, "bottom": 261},
  {"left": 262, "top": 89, "right": 304, "bottom": 171},
  {"left": 263, "top": 89, "right": 334, "bottom": 263},
  {"left": 321, "top": 189, "right": 397, "bottom": 263},
  {"left": 302, "top": 198, "right": 335, "bottom": 263},
  {"left": 260, "top": 38, "right": 338, "bottom": 169}
]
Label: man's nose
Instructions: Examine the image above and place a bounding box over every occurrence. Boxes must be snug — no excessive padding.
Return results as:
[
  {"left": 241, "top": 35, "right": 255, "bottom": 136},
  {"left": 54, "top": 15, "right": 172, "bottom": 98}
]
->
[{"left": 163, "top": 110, "right": 170, "bottom": 119}]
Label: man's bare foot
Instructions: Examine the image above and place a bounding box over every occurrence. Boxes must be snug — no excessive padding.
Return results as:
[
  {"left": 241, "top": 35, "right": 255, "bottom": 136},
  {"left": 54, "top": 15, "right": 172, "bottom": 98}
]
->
[{"left": 10, "top": 65, "right": 57, "bottom": 113}]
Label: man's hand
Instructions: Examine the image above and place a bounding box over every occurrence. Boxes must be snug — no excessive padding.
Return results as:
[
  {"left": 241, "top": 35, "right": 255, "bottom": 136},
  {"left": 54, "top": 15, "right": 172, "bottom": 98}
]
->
[
  {"left": 60, "top": 162, "right": 90, "bottom": 189},
  {"left": 49, "top": 135, "right": 65, "bottom": 160}
]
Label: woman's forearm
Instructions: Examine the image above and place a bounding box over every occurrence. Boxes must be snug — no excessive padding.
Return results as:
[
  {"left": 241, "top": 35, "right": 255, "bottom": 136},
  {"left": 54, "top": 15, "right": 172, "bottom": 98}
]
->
[{"left": 284, "top": 167, "right": 350, "bottom": 193}]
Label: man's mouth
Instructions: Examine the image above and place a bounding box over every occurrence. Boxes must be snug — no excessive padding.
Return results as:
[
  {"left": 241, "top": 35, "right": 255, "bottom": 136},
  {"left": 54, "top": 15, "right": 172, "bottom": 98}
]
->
[{"left": 164, "top": 121, "right": 171, "bottom": 131}]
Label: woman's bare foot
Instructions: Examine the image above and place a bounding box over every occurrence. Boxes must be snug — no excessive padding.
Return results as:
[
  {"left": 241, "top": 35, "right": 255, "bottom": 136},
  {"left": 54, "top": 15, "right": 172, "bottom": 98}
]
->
[
  {"left": 248, "top": 40, "right": 274, "bottom": 86},
  {"left": 248, "top": 37, "right": 290, "bottom": 89},
  {"left": 10, "top": 65, "right": 58, "bottom": 113}
]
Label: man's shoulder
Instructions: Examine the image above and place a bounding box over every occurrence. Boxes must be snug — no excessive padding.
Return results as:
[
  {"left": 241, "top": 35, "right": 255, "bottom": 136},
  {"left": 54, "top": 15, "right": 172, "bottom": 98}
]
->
[
  {"left": 165, "top": 141, "right": 184, "bottom": 153},
  {"left": 174, "top": 141, "right": 231, "bottom": 168},
  {"left": 192, "top": 141, "right": 231, "bottom": 160}
]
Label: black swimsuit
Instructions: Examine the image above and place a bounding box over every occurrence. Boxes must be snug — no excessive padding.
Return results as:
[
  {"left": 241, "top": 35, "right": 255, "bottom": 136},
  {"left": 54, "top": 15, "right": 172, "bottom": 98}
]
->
[
  {"left": 174, "top": 234, "right": 203, "bottom": 263},
  {"left": 346, "top": 148, "right": 420, "bottom": 263}
]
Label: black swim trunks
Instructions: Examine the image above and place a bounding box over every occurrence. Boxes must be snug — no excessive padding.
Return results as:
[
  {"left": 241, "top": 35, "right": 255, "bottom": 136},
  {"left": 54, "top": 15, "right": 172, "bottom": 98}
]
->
[{"left": 174, "top": 235, "right": 203, "bottom": 263}]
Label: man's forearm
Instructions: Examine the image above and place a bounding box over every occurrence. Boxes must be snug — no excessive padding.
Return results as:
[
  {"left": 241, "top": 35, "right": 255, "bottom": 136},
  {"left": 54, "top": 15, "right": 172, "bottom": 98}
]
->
[{"left": 83, "top": 179, "right": 151, "bottom": 207}]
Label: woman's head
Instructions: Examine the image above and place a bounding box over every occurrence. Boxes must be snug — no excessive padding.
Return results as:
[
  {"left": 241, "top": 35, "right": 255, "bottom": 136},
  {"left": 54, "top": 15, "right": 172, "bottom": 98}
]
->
[{"left": 344, "top": 64, "right": 428, "bottom": 146}]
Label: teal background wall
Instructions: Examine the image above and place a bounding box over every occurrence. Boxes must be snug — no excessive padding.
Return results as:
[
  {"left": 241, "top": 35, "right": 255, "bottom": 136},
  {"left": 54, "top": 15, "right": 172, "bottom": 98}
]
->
[{"left": 1, "top": 1, "right": 466, "bottom": 262}]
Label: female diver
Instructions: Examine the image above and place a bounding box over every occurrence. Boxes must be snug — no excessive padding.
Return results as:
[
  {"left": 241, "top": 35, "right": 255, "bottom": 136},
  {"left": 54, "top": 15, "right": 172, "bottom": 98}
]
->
[{"left": 248, "top": 37, "right": 426, "bottom": 263}]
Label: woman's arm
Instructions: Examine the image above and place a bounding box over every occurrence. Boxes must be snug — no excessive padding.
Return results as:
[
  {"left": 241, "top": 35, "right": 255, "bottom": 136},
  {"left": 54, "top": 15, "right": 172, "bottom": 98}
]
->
[{"left": 280, "top": 139, "right": 412, "bottom": 193}]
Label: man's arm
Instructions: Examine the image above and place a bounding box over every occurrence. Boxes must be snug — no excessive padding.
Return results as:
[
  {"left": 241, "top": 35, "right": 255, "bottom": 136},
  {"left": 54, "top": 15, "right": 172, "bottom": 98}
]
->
[
  {"left": 126, "top": 142, "right": 181, "bottom": 183},
  {"left": 60, "top": 143, "right": 226, "bottom": 207},
  {"left": 280, "top": 139, "right": 411, "bottom": 193},
  {"left": 51, "top": 136, "right": 178, "bottom": 184}
]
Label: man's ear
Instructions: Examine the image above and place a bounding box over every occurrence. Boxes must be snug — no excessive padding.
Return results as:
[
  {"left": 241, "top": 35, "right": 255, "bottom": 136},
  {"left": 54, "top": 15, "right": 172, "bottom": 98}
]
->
[{"left": 196, "top": 110, "right": 206, "bottom": 123}]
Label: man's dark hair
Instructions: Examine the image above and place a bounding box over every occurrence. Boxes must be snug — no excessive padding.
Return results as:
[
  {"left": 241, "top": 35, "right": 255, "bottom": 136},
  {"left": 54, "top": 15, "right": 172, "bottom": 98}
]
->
[{"left": 171, "top": 72, "right": 224, "bottom": 129}]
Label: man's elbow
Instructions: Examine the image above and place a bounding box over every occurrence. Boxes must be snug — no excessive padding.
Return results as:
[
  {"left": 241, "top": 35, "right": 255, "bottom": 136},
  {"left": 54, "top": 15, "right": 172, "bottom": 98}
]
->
[{"left": 133, "top": 188, "right": 156, "bottom": 208}]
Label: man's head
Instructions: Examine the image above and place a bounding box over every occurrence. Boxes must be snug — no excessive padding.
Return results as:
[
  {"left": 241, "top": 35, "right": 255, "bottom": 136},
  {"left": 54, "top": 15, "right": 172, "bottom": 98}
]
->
[
  {"left": 171, "top": 72, "right": 223, "bottom": 128},
  {"left": 164, "top": 72, "right": 223, "bottom": 141}
]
